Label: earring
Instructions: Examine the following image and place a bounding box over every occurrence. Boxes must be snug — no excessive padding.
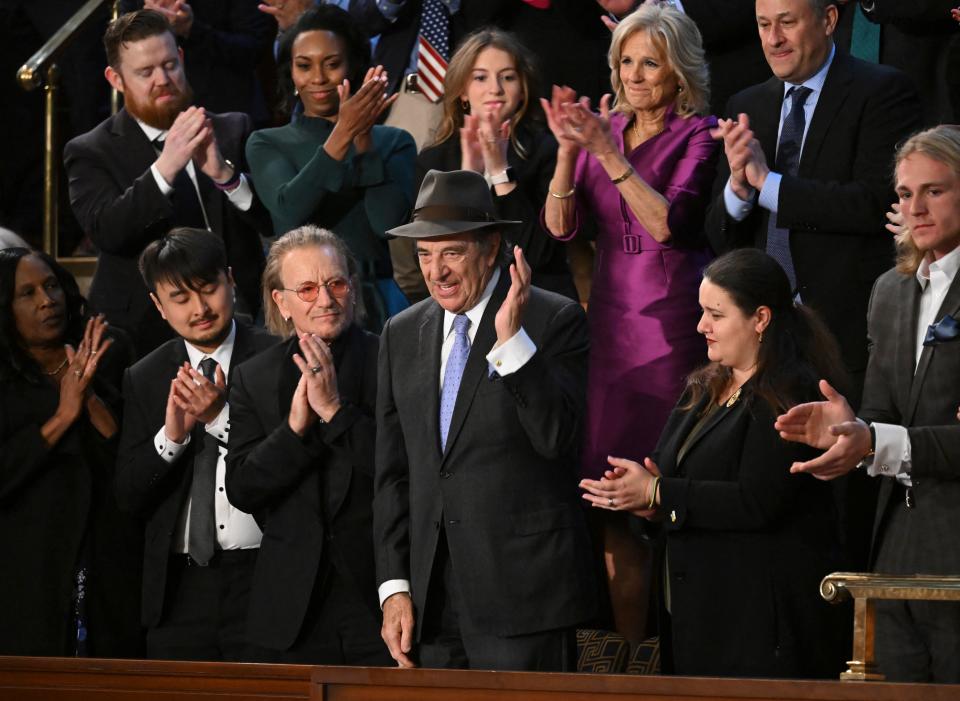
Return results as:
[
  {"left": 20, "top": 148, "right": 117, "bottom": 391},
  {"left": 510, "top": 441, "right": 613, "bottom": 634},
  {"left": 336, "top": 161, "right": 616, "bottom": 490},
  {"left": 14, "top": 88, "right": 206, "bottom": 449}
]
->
[
  {"left": 294, "top": 87, "right": 299, "bottom": 97},
  {"left": 758, "top": 330, "right": 764, "bottom": 344},
  {"left": 677, "top": 84, "right": 684, "bottom": 94},
  {"left": 461, "top": 99, "right": 470, "bottom": 114}
]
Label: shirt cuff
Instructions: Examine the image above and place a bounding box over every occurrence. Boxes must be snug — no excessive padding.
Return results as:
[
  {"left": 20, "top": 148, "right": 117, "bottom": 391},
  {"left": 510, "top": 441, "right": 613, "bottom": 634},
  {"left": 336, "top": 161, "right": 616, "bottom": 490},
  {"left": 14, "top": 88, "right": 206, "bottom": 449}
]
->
[
  {"left": 205, "top": 402, "right": 230, "bottom": 444},
  {"left": 723, "top": 179, "right": 755, "bottom": 221},
  {"left": 486, "top": 327, "right": 536, "bottom": 376},
  {"left": 155, "top": 425, "right": 191, "bottom": 463},
  {"left": 150, "top": 163, "right": 174, "bottom": 195},
  {"left": 865, "top": 422, "right": 911, "bottom": 478},
  {"left": 758, "top": 171, "right": 782, "bottom": 214},
  {"left": 225, "top": 174, "right": 253, "bottom": 212},
  {"left": 378, "top": 579, "right": 410, "bottom": 608}
]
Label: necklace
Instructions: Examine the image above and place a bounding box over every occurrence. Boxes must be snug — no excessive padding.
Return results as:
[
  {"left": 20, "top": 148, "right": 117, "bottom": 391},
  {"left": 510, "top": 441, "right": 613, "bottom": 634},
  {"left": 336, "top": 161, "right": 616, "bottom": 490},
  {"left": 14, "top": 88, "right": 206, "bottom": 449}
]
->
[
  {"left": 724, "top": 386, "right": 743, "bottom": 408},
  {"left": 632, "top": 116, "right": 663, "bottom": 146},
  {"left": 42, "top": 356, "right": 69, "bottom": 376}
]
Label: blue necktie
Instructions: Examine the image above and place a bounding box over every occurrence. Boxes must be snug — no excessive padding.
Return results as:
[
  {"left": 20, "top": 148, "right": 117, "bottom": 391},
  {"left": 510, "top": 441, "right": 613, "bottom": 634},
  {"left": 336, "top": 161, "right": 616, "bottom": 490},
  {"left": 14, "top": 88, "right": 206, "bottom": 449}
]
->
[
  {"left": 766, "top": 85, "right": 812, "bottom": 293},
  {"left": 439, "top": 314, "right": 470, "bottom": 451}
]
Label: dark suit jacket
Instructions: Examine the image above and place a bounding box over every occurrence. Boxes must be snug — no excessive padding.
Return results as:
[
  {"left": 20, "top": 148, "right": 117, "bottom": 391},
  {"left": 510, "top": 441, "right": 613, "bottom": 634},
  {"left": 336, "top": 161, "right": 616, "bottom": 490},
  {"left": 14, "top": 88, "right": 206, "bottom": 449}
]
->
[
  {"left": 416, "top": 127, "right": 576, "bottom": 301},
  {"left": 120, "top": 0, "right": 275, "bottom": 124},
  {"left": 836, "top": 0, "right": 959, "bottom": 125},
  {"left": 0, "top": 333, "right": 142, "bottom": 657},
  {"left": 64, "top": 108, "right": 271, "bottom": 357},
  {"left": 348, "top": 1, "right": 491, "bottom": 96},
  {"left": 704, "top": 49, "right": 920, "bottom": 376},
  {"left": 861, "top": 266, "right": 960, "bottom": 574},
  {"left": 652, "top": 389, "right": 845, "bottom": 679},
  {"left": 374, "top": 272, "right": 598, "bottom": 638},
  {"left": 225, "top": 326, "right": 381, "bottom": 651},
  {"left": 115, "top": 321, "right": 276, "bottom": 628}
]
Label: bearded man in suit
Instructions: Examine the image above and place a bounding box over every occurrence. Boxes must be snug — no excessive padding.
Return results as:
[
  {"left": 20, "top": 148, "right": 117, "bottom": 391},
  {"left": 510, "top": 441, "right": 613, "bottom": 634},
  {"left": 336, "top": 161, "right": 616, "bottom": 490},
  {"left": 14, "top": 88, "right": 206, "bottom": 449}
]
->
[{"left": 374, "top": 169, "right": 597, "bottom": 671}]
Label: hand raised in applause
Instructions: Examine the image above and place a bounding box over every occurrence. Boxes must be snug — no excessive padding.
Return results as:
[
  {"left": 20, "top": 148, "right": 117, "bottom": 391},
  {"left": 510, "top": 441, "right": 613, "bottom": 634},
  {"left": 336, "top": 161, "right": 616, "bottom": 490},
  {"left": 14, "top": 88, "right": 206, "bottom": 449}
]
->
[
  {"left": 165, "top": 361, "right": 227, "bottom": 443},
  {"left": 257, "top": 0, "right": 313, "bottom": 31},
  {"left": 556, "top": 94, "right": 618, "bottom": 159},
  {"left": 711, "top": 113, "right": 768, "bottom": 199},
  {"left": 494, "top": 246, "right": 531, "bottom": 347},
  {"left": 580, "top": 456, "right": 661, "bottom": 518},
  {"left": 326, "top": 68, "right": 395, "bottom": 158},
  {"left": 774, "top": 379, "right": 869, "bottom": 480},
  {"left": 155, "top": 106, "right": 210, "bottom": 186},
  {"left": 292, "top": 334, "right": 341, "bottom": 422},
  {"left": 144, "top": 0, "right": 194, "bottom": 37},
  {"left": 541, "top": 84, "right": 582, "bottom": 157},
  {"left": 57, "top": 315, "right": 114, "bottom": 425}
]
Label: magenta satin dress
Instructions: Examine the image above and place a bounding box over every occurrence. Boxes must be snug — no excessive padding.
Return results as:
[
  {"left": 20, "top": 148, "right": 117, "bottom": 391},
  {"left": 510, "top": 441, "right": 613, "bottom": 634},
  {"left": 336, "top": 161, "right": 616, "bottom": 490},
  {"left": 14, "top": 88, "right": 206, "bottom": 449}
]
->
[{"left": 555, "top": 109, "right": 719, "bottom": 480}]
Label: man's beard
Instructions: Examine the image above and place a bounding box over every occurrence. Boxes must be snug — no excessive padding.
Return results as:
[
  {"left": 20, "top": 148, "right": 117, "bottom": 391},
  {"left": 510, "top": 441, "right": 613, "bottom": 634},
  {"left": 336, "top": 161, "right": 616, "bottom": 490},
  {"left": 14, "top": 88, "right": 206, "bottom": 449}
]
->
[{"left": 124, "top": 81, "right": 194, "bottom": 130}]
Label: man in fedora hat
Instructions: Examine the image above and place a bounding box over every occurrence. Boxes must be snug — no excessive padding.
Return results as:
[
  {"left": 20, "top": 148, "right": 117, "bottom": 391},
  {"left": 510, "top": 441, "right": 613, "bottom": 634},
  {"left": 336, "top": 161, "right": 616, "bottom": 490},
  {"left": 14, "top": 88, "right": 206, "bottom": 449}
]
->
[{"left": 373, "top": 169, "right": 598, "bottom": 670}]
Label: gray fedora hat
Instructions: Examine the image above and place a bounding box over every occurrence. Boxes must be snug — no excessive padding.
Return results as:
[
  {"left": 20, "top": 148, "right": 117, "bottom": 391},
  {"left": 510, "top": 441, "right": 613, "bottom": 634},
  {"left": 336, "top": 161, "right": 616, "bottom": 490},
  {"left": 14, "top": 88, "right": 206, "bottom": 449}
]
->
[{"left": 386, "top": 169, "right": 520, "bottom": 239}]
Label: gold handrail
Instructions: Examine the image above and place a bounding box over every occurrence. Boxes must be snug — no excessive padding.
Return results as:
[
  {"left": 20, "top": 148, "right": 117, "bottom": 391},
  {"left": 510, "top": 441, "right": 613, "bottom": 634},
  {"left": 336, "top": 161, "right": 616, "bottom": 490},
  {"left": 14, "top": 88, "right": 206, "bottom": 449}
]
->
[
  {"left": 821, "top": 571, "right": 960, "bottom": 682},
  {"left": 17, "top": 0, "right": 120, "bottom": 263}
]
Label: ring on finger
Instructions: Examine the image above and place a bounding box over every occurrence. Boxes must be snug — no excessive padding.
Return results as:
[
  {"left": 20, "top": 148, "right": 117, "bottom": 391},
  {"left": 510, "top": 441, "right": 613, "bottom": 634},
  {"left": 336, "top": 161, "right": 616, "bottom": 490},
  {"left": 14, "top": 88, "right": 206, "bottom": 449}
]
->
[
  {"left": 310, "top": 365, "right": 323, "bottom": 375},
  {"left": 608, "top": 497, "right": 615, "bottom": 507},
  {"left": 74, "top": 369, "right": 83, "bottom": 378}
]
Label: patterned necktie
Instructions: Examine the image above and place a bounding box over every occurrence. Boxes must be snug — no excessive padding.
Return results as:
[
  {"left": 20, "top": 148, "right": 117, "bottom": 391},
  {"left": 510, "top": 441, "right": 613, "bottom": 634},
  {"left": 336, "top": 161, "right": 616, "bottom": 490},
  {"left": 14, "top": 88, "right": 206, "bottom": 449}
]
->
[
  {"left": 152, "top": 136, "right": 206, "bottom": 230},
  {"left": 187, "top": 357, "right": 219, "bottom": 565},
  {"left": 766, "top": 85, "right": 812, "bottom": 293},
  {"left": 417, "top": 0, "right": 450, "bottom": 103},
  {"left": 439, "top": 314, "right": 470, "bottom": 451}
]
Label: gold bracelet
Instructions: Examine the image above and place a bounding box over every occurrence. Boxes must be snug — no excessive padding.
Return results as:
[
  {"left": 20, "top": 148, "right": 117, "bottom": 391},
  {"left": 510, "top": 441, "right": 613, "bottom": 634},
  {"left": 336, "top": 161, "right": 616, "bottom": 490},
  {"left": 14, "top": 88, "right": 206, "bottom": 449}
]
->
[
  {"left": 647, "top": 475, "right": 661, "bottom": 510},
  {"left": 611, "top": 165, "right": 634, "bottom": 185},
  {"left": 549, "top": 187, "right": 576, "bottom": 199}
]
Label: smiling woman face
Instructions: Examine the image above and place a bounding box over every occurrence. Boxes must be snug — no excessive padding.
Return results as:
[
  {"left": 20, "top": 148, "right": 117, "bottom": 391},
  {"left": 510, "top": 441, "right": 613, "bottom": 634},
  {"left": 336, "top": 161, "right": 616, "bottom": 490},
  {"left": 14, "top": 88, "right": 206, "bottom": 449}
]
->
[
  {"left": 618, "top": 29, "right": 679, "bottom": 116},
  {"left": 12, "top": 254, "right": 68, "bottom": 350},
  {"left": 460, "top": 46, "right": 523, "bottom": 125},
  {"left": 291, "top": 29, "right": 349, "bottom": 120}
]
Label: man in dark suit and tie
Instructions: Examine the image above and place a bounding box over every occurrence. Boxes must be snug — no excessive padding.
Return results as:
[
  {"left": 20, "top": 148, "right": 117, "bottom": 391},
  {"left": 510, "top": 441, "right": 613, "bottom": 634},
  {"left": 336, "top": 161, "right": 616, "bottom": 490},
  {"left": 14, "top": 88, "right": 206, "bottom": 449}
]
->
[
  {"left": 116, "top": 227, "right": 275, "bottom": 660},
  {"left": 776, "top": 125, "right": 960, "bottom": 683},
  {"left": 704, "top": 0, "right": 920, "bottom": 570},
  {"left": 375, "top": 170, "right": 597, "bottom": 670},
  {"left": 64, "top": 10, "right": 270, "bottom": 357}
]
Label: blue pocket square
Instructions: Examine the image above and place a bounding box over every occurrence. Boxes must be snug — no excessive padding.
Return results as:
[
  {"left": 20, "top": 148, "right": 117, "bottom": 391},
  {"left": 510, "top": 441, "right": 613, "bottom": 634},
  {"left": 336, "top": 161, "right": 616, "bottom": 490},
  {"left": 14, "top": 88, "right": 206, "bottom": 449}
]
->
[{"left": 923, "top": 314, "right": 960, "bottom": 346}]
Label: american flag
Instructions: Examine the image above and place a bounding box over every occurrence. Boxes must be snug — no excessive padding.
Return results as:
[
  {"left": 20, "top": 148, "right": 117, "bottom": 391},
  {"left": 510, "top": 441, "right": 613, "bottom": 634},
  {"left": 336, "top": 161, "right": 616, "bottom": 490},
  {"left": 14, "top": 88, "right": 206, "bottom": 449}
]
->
[{"left": 417, "top": 0, "right": 450, "bottom": 104}]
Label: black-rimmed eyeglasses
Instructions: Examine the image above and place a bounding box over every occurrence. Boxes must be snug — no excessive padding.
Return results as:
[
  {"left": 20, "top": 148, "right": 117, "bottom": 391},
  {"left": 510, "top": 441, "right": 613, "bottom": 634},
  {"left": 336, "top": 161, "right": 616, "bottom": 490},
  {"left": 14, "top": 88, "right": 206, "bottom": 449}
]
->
[{"left": 281, "top": 278, "right": 350, "bottom": 302}]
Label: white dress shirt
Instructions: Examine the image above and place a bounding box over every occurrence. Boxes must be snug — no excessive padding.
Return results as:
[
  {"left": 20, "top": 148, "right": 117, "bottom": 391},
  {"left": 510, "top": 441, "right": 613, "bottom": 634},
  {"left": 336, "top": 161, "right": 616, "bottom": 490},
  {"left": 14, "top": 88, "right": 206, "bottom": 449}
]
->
[
  {"left": 378, "top": 268, "right": 537, "bottom": 607},
  {"left": 152, "top": 321, "right": 262, "bottom": 552},
  {"left": 723, "top": 44, "right": 836, "bottom": 221},
  {"left": 864, "top": 245, "right": 960, "bottom": 484},
  {"left": 136, "top": 119, "right": 253, "bottom": 227}
]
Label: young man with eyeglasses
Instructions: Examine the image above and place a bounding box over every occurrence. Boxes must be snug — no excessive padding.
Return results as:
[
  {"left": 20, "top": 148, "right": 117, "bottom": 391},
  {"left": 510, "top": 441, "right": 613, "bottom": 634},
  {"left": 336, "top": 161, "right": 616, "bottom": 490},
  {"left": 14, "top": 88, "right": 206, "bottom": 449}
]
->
[
  {"left": 224, "top": 225, "right": 392, "bottom": 665},
  {"left": 116, "top": 227, "right": 276, "bottom": 661}
]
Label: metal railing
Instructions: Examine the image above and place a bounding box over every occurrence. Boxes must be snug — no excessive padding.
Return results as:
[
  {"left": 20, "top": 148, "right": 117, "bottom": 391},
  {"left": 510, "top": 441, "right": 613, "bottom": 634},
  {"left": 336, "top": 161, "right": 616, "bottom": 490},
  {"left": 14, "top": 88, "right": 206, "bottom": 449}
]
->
[
  {"left": 17, "top": 0, "right": 120, "bottom": 267},
  {"left": 821, "top": 572, "right": 960, "bottom": 681}
]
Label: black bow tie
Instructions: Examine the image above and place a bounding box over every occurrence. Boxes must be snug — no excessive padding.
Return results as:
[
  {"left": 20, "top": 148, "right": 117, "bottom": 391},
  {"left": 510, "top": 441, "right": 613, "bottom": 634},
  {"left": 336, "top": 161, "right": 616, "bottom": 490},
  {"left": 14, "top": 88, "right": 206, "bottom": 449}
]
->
[{"left": 923, "top": 314, "right": 960, "bottom": 346}]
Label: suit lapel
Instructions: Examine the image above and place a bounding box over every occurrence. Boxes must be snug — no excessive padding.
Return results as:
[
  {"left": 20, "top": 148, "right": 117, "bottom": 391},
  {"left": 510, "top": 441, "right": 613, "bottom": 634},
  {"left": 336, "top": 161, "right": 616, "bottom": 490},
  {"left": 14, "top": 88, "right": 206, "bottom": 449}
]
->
[
  {"left": 755, "top": 78, "right": 783, "bottom": 166},
  {"left": 906, "top": 271, "right": 960, "bottom": 422},
  {"left": 440, "top": 272, "right": 509, "bottom": 466},
  {"left": 277, "top": 336, "right": 301, "bottom": 422},
  {"left": 897, "top": 275, "right": 921, "bottom": 417},
  {"left": 798, "top": 51, "right": 852, "bottom": 176},
  {"left": 114, "top": 109, "right": 164, "bottom": 183},
  {"left": 417, "top": 303, "right": 444, "bottom": 459}
]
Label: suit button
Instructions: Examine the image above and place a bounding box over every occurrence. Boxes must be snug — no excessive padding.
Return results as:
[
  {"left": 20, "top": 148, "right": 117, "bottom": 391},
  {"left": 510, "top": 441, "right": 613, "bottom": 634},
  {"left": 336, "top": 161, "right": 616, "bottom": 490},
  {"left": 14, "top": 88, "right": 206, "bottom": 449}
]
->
[
  {"left": 440, "top": 471, "right": 452, "bottom": 479},
  {"left": 447, "top": 519, "right": 460, "bottom": 526},
  {"left": 670, "top": 510, "right": 677, "bottom": 523}
]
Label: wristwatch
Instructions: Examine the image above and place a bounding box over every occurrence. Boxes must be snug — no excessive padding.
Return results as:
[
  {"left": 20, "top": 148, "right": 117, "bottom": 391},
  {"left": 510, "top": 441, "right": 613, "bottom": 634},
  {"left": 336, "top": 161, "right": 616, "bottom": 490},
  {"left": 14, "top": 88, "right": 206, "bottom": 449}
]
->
[
  {"left": 857, "top": 423, "right": 877, "bottom": 469},
  {"left": 490, "top": 167, "right": 516, "bottom": 185}
]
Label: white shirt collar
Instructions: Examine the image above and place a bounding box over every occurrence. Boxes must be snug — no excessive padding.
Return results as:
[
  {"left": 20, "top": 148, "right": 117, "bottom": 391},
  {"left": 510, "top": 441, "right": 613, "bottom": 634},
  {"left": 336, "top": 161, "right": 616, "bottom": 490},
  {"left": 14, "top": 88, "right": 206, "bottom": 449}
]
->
[
  {"left": 136, "top": 118, "right": 167, "bottom": 145},
  {"left": 916, "top": 244, "right": 960, "bottom": 289},
  {"left": 442, "top": 267, "right": 501, "bottom": 340},
  {"left": 783, "top": 43, "right": 835, "bottom": 98},
  {"left": 183, "top": 319, "right": 237, "bottom": 377}
]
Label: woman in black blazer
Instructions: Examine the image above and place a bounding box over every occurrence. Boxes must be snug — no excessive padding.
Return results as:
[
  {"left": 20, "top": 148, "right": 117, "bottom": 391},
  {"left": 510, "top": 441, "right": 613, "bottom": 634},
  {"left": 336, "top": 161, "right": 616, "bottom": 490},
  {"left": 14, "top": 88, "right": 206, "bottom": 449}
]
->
[
  {"left": 225, "top": 225, "right": 390, "bottom": 664},
  {"left": 397, "top": 27, "right": 576, "bottom": 303},
  {"left": 0, "top": 248, "right": 141, "bottom": 657},
  {"left": 581, "top": 249, "right": 848, "bottom": 679}
]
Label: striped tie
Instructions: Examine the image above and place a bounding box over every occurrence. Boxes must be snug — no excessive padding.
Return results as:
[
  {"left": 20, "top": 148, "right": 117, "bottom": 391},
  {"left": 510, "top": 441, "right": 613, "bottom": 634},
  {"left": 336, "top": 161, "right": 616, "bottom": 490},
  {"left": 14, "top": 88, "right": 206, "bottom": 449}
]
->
[{"left": 417, "top": 0, "right": 450, "bottom": 103}]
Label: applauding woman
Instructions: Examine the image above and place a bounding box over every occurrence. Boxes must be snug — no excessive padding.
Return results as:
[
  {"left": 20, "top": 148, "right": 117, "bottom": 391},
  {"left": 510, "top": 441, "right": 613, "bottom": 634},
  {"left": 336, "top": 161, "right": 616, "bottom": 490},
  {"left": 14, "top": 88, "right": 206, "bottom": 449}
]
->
[
  {"left": 397, "top": 29, "right": 575, "bottom": 303},
  {"left": 247, "top": 5, "right": 416, "bottom": 329},
  {"left": 541, "top": 3, "right": 719, "bottom": 640},
  {"left": 0, "top": 248, "right": 141, "bottom": 656},
  {"left": 581, "top": 250, "right": 847, "bottom": 679}
]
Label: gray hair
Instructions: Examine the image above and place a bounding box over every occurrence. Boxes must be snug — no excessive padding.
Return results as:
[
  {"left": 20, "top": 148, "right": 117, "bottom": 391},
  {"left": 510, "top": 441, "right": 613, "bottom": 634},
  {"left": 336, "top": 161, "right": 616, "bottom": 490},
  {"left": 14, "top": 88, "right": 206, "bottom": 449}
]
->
[{"left": 608, "top": 2, "right": 709, "bottom": 118}]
